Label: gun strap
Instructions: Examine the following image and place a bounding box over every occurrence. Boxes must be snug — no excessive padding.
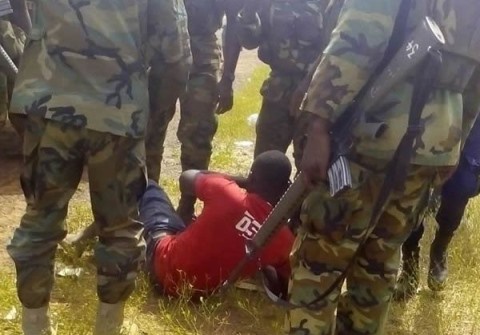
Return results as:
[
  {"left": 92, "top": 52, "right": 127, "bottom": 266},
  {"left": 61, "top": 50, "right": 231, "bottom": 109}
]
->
[{"left": 331, "top": 0, "right": 413, "bottom": 136}]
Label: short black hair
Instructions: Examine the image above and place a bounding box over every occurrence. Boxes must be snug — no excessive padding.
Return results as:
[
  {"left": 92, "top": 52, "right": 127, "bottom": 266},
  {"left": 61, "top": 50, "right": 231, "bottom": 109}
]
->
[{"left": 249, "top": 150, "right": 292, "bottom": 198}]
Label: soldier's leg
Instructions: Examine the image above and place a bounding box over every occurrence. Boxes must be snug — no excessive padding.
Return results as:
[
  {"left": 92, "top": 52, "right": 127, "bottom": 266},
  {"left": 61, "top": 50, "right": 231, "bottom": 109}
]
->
[
  {"left": 254, "top": 98, "right": 294, "bottom": 158},
  {"left": 145, "top": 72, "right": 182, "bottom": 182},
  {"left": 428, "top": 158, "right": 479, "bottom": 290},
  {"left": 177, "top": 62, "right": 220, "bottom": 220},
  {"left": 7, "top": 117, "right": 84, "bottom": 333},
  {"left": 336, "top": 166, "right": 445, "bottom": 334},
  {"left": 394, "top": 187, "right": 431, "bottom": 300},
  {"left": 287, "top": 163, "right": 376, "bottom": 335},
  {"left": 87, "top": 132, "right": 146, "bottom": 335}
]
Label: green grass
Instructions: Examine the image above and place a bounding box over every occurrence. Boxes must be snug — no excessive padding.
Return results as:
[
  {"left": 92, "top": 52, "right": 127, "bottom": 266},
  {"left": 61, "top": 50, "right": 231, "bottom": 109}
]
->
[{"left": 1, "top": 65, "right": 480, "bottom": 334}]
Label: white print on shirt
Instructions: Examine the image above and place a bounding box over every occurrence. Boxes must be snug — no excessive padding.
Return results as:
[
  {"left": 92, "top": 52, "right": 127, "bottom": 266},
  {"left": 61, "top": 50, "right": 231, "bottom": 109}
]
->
[{"left": 235, "top": 211, "right": 262, "bottom": 240}]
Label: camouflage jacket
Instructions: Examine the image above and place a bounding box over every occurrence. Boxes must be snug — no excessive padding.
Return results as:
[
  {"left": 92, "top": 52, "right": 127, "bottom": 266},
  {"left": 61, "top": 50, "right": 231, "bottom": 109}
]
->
[
  {"left": 10, "top": 0, "right": 191, "bottom": 138},
  {"left": 184, "top": 0, "right": 225, "bottom": 66},
  {"left": 237, "top": 0, "right": 335, "bottom": 102},
  {"left": 237, "top": 0, "right": 330, "bottom": 75},
  {"left": 302, "top": 0, "right": 480, "bottom": 166}
]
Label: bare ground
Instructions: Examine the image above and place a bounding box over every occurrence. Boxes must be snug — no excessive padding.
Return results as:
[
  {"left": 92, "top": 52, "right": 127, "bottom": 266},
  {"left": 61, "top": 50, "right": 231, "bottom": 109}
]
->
[{"left": 0, "top": 50, "right": 261, "bottom": 270}]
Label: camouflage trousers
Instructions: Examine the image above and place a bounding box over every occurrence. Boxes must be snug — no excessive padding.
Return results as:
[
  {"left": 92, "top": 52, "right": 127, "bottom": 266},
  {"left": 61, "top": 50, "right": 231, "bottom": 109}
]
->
[
  {"left": 7, "top": 116, "right": 146, "bottom": 309},
  {"left": 254, "top": 74, "right": 306, "bottom": 169},
  {"left": 286, "top": 156, "right": 453, "bottom": 335},
  {"left": 146, "top": 60, "right": 220, "bottom": 181}
]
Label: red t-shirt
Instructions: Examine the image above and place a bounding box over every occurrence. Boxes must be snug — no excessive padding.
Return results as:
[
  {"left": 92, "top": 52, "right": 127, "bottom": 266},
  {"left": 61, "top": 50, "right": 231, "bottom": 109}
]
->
[{"left": 153, "top": 174, "right": 295, "bottom": 296}]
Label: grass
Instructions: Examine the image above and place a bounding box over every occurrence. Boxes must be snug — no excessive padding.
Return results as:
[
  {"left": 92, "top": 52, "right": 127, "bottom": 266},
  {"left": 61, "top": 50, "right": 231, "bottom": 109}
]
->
[{"left": 0, "top": 65, "right": 479, "bottom": 334}]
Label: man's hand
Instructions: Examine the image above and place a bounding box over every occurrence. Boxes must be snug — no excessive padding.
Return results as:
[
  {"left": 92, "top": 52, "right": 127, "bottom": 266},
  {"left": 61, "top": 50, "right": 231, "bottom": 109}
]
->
[
  {"left": 216, "top": 76, "right": 234, "bottom": 114},
  {"left": 301, "top": 116, "right": 332, "bottom": 187}
]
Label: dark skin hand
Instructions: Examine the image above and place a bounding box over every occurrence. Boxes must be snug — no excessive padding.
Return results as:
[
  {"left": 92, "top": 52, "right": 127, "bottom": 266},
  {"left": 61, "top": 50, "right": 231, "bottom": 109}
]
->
[{"left": 300, "top": 115, "right": 332, "bottom": 188}]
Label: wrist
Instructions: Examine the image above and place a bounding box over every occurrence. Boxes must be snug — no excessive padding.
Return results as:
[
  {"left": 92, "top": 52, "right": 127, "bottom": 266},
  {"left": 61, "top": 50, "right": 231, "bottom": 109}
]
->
[{"left": 308, "top": 115, "right": 331, "bottom": 135}]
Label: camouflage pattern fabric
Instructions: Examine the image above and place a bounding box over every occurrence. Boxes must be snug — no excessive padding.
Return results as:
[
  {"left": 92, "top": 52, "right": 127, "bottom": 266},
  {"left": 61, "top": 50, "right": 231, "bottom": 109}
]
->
[
  {"left": 6, "top": 0, "right": 188, "bottom": 308},
  {"left": 302, "top": 0, "right": 480, "bottom": 166},
  {"left": 146, "top": 0, "right": 223, "bottom": 181},
  {"left": 0, "top": 20, "right": 25, "bottom": 129},
  {"left": 9, "top": 0, "right": 190, "bottom": 138},
  {"left": 290, "top": 0, "right": 480, "bottom": 333},
  {"left": 253, "top": 71, "right": 305, "bottom": 167},
  {"left": 7, "top": 116, "right": 147, "bottom": 308},
  {"left": 286, "top": 156, "right": 453, "bottom": 335},
  {"left": 237, "top": 0, "right": 334, "bottom": 166}
]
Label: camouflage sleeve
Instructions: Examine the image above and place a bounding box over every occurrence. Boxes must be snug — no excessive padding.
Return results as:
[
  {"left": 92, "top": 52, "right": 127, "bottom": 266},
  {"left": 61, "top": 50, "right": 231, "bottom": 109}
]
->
[
  {"left": 236, "top": 9, "right": 262, "bottom": 50},
  {"left": 302, "top": 0, "right": 402, "bottom": 123},
  {"left": 0, "top": 20, "right": 26, "bottom": 61},
  {"left": 146, "top": 0, "right": 192, "bottom": 76}
]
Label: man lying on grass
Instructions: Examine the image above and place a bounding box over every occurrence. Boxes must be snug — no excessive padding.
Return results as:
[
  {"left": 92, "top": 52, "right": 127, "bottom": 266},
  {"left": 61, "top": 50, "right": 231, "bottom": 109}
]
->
[{"left": 67, "top": 150, "right": 295, "bottom": 297}]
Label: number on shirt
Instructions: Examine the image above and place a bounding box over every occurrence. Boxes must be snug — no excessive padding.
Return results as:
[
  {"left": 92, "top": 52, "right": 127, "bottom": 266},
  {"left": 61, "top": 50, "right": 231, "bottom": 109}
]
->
[{"left": 235, "top": 211, "right": 262, "bottom": 239}]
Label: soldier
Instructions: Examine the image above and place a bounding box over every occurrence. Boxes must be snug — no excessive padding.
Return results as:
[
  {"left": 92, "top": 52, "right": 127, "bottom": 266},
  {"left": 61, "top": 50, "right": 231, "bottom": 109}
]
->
[
  {"left": 236, "top": 0, "right": 338, "bottom": 168},
  {"left": 396, "top": 112, "right": 480, "bottom": 300},
  {"left": 146, "top": 0, "right": 243, "bottom": 222},
  {"left": 287, "top": 1, "right": 480, "bottom": 334},
  {"left": 6, "top": 1, "right": 190, "bottom": 335}
]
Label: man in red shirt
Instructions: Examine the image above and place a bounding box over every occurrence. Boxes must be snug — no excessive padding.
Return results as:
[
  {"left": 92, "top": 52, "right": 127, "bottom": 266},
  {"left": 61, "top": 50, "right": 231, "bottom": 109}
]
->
[
  {"left": 68, "top": 150, "right": 295, "bottom": 296},
  {"left": 142, "top": 150, "right": 295, "bottom": 296}
]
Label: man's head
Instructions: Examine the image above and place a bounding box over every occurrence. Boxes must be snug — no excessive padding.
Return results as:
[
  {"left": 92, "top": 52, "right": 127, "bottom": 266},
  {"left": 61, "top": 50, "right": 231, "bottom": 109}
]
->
[{"left": 247, "top": 150, "right": 292, "bottom": 204}]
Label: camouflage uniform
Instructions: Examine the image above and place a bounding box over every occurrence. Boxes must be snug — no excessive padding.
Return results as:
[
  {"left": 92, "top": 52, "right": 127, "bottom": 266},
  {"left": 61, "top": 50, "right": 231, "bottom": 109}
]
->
[
  {"left": 146, "top": 0, "right": 223, "bottom": 181},
  {"left": 0, "top": 19, "right": 25, "bottom": 130},
  {"left": 236, "top": 0, "right": 333, "bottom": 167},
  {"left": 287, "top": 0, "right": 480, "bottom": 334},
  {"left": 6, "top": 0, "right": 190, "bottom": 309}
]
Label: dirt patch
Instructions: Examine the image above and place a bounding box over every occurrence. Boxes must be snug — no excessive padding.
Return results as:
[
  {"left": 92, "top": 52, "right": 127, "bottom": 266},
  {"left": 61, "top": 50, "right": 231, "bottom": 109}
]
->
[{"left": 0, "top": 50, "right": 262, "bottom": 268}]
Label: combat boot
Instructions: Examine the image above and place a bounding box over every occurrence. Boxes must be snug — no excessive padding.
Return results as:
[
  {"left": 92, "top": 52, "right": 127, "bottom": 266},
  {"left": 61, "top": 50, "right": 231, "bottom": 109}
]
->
[
  {"left": 93, "top": 302, "right": 138, "bottom": 335},
  {"left": 428, "top": 232, "right": 453, "bottom": 291},
  {"left": 394, "top": 245, "right": 420, "bottom": 301},
  {"left": 22, "top": 306, "right": 55, "bottom": 335}
]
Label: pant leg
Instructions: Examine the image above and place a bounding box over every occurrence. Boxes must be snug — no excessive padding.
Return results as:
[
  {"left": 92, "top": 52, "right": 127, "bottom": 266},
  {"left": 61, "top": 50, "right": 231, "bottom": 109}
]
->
[
  {"left": 336, "top": 166, "right": 435, "bottom": 335},
  {"left": 7, "top": 117, "right": 84, "bottom": 308},
  {"left": 286, "top": 158, "right": 452, "bottom": 335},
  {"left": 177, "top": 61, "right": 220, "bottom": 172},
  {"left": 145, "top": 71, "right": 182, "bottom": 182},
  {"left": 436, "top": 157, "right": 480, "bottom": 235},
  {"left": 139, "top": 180, "right": 186, "bottom": 267},
  {"left": 254, "top": 98, "right": 295, "bottom": 158},
  {"left": 287, "top": 162, "right": 376, "bottom": 335},
  {"left": 87, "top": 131, "right": 147, "bottom": 304}
]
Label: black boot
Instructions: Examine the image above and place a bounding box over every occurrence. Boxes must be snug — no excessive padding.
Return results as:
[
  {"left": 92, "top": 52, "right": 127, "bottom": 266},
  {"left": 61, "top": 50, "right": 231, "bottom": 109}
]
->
[
  {"left": 394, "top": 245, "right": 420, "bottom": 301},
  {"left": 428, "top": 232, "right": 453, "bottom": 291}
]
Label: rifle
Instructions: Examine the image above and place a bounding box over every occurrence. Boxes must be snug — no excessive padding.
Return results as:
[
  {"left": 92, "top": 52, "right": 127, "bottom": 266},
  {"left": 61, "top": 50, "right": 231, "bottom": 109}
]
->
[
  {"left": 0, "top": 0, "right": 19, "bottom": 79},
  {"left": 221, "top": 172, "right": 308, "bottom": 291},
  {"left": 222, "top": 16, "right": 446, "bottom": 297}
]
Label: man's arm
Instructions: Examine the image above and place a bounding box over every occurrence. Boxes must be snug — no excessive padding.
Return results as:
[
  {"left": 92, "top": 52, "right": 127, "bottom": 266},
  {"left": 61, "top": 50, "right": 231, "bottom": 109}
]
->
[
  {"left": 216, "top": 0, "right": 245, "bottom": 114},
  {"left": 179, "top": 170, "right": 248, "bottom": 197},
  {"left": 300, "top": 0, "right": 402, "bottom": 184}
]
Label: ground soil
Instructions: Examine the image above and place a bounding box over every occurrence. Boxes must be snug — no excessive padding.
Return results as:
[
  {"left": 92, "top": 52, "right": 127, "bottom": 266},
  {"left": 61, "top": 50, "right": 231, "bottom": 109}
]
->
[{"left": 0, "top": 50, "right": 261, "bottom": 270}]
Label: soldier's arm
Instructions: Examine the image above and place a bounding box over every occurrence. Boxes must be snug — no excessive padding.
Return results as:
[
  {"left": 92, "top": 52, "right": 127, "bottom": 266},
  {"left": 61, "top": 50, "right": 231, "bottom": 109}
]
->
[
  {"left": 216, "top": 0, "right": 245, "bottom": 114},
  {"left": 146, "top": 0, "right": 192, "bottom": 86},
  {"left": 302, "top": 0, "right": 402, "bottom": 124},
  {"left": 236, "top": 0, "right": 263, "bottom": 50}
]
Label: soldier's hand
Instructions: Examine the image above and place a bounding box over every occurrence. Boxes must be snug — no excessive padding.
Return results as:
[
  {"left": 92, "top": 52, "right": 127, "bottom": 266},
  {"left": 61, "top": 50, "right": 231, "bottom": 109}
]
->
[
  {"left": 216, "top": 77, "right": 234, "bottom": 114},
  {"left": 301, "top": 116, "right": 331, "bottom": 187}
]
